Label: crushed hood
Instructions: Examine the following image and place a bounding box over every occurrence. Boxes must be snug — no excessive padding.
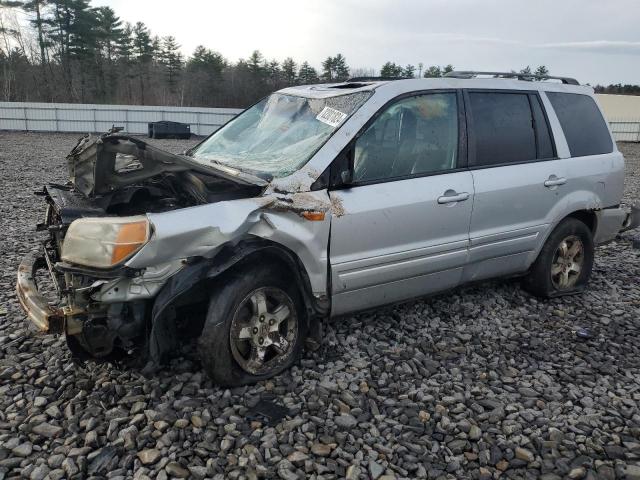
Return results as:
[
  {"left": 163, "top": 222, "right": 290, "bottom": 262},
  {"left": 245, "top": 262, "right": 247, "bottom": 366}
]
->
[{"left": 67, "top": 133, "right": 267, "bottom": 198}]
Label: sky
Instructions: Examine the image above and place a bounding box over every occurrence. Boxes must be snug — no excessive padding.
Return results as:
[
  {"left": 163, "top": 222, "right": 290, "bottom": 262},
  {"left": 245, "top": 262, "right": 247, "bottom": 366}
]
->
[{"left": 91, "top": 0, "right": 640, "bottom": 85}]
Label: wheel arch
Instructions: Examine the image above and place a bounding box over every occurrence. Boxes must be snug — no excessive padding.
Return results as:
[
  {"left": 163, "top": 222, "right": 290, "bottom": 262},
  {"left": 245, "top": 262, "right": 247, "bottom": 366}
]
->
[
  {"left": 144, "top": 236, "right": 328, "bottom": 368},
  {"left": 527, "top": 208, "right": 598, "bottom": 269},
  {"left": 566, "top": 209, "right": 598, "bottom": 234}
]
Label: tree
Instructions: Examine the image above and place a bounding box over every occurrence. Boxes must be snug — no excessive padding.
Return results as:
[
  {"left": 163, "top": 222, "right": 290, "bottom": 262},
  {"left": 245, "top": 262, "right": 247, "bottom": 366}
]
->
[
  {"left": 298, "top": 61, "right": 318, "bottom": 84},
  {"left": 402, "top": 64, "right": 415, "bottom": 78},
  {"left": 17, "top": 0, "right": 49, "bottom": 66},
  {"left": 322, "top": 53, "right": 349, "bottom": 82},
  {"left": 132, "top": 21, "right": 153, "bottom": 103},
  {"left": 113, "top": 21, "right": 134, "bottom": 101},
  {"left": 188, "top": 45, "right": 226, "bottom": 76},
  {"left": 95, "top": 6, "right": 120, "bottom": 62},
  {"left": 93, "top": 6, "right": 122, "bottom": 101},
  {"left": 520, "top": 65, "right": 532, "bottom": 75},
  {"left": 247, "top": 49, "right": 264, "bottom": 77},
  {"left": 333, "top": 53, "right": 349, "bottom": 81},
  {"left": 185, "top": 45, "right": 226, "bottom": 106},
  {"left": 160, "top": 35, "right": 182, "bottom": 95},
  {"left": 380, "top": 61, "right": 403, "bottom": 78},
  {"left": 424, "top": 65, "right": 442, "bottom": 78},
  {"left": 534, "top": 65, "right": 549, "bottom": 79},
  {"left": 265, "top": 58, "right": 280, "bottom": 87},
  {"left": 281, "top": 56, "right": 296, "bottom": 85}
]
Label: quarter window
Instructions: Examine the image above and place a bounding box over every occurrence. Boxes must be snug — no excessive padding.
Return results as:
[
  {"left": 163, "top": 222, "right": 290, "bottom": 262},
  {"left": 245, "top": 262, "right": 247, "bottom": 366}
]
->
[
  {"left": 546, "top": 92, "right": 613, "bottom": 157},
  {"left": 353, "top": 93, "right": 459, "bottom": 183},
  {"left": 468, "top": 92, "right": 537, "bottom": 166}
]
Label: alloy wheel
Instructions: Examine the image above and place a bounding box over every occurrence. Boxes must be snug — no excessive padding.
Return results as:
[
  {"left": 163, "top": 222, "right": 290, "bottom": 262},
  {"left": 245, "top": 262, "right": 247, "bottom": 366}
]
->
[
  {"left": 550, "top": 235, "right": 584, "bottom": 289},
  {"left": 229, "top": 287, "right": 298, "bottom": 375}
]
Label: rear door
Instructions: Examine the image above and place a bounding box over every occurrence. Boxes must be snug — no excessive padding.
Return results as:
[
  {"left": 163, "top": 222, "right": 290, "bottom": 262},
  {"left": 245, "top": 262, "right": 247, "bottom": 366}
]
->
[
  {"left": 545, "top": 91, "right": 622, "bottom": 212},
  {"left": 328, "top": 91, "right": 475, "bottom": 315},
  {"left": 463, "top": 89, "right": 562, "bottom": 282}
]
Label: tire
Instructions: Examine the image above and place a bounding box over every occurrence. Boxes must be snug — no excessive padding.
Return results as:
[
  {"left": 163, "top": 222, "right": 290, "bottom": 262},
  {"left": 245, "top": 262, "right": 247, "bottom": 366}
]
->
[
  {"left": 197, "top": 264, "right": 307, "bottom": 386},
  {"left": 523, "top": 217, "right": 594, "bottom": 298}
]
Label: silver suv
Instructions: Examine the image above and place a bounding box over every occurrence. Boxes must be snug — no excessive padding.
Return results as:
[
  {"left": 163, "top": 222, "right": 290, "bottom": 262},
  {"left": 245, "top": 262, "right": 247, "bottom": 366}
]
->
[{"left": 17, "top": 71, "right": 638, "bottom": 385}]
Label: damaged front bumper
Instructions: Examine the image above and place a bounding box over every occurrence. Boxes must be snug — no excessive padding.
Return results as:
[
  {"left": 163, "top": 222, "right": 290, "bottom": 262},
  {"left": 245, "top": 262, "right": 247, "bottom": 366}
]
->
[
  {"left": 16, "top": 251, "right": 67, "bottom": 334},
  {"left": 16, "top": 240, "right": 189, "bottom": 360}
]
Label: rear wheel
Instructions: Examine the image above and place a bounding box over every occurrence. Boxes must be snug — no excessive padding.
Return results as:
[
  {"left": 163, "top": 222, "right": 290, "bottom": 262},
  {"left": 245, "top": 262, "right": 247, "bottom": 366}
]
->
[
  {"left": 523, "top": 217, "right": 594, "bottom": 298},
  {"left": 198, "top": 265, "right": 306, "bottom": 386}
]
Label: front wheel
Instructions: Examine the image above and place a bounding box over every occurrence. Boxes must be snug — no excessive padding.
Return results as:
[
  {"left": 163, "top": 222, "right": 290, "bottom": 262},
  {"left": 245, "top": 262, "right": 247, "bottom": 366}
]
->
[
  {"left": 198, "top": 265, "right": 306, "bottom": 386},
  {"left": 523, "top": 217, "right": 594, "bottom": 298}
]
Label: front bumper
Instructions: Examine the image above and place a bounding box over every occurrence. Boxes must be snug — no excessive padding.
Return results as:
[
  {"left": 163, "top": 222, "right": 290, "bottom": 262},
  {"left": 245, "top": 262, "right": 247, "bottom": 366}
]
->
[{"left": 16, "top": 252, "right": 66, "bottom": 334}]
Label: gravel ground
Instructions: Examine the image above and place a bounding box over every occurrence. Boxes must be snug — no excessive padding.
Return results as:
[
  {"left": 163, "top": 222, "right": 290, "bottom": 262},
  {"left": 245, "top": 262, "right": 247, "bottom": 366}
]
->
[{"left": 1, "top": 132, "right": 640, "bottom": 480}]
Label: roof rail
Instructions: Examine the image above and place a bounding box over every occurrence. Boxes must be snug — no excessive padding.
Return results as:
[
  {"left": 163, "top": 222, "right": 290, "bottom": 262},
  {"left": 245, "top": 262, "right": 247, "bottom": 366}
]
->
[
  {"left": 346, "top": 76, "right": 411, "bottom": 82},
  {"left": 444, "top": 71, "right": 579, "bottom": 85}
]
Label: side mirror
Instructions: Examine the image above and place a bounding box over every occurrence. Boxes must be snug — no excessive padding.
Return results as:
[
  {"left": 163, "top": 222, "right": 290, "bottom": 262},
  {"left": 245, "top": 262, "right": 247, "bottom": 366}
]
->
[
  {"left": 340, "top": 169, "right": 353, "bottom": 185},
  {"left": 329, "top": 147, "right": 355, "bottom": 188}
]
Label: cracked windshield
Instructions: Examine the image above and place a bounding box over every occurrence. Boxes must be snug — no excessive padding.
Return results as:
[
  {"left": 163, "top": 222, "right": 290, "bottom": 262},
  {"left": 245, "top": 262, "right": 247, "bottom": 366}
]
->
[{"left": 190, "top": 91, "right": 371, "bottom": 177}]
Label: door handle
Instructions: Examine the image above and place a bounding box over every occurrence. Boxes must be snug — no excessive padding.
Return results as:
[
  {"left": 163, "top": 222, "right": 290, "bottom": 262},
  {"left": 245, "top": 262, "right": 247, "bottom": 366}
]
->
[
  {"left": 544, "top": 176, "right": 567, "bottom": 187},
  {"left": 437, "top": 191, "right": 470, "bottom": 204}
]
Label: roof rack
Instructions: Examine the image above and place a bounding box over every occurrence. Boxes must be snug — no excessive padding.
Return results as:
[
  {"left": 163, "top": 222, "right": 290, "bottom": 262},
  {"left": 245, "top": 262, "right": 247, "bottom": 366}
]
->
[
  {"left": 346, "top": 76, "right": 411, "bottom": 82},
  {"left": 444, "top": 71, "right": 579, "bottom": 85}
]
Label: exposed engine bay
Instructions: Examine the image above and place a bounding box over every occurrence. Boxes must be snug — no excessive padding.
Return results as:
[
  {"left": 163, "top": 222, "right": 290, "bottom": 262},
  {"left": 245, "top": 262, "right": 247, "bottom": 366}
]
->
[
  {"left": 34, "top": 132, "right": 266, "bottom": 359},
  {"left": 64, "top": 132, "right": 264, "bottom": 217}
]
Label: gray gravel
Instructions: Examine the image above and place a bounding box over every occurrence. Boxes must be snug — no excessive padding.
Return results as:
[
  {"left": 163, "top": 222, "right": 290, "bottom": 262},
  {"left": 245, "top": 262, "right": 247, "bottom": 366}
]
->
[{"left": 1, "top": 131, "right": 640, "bottom": 479}]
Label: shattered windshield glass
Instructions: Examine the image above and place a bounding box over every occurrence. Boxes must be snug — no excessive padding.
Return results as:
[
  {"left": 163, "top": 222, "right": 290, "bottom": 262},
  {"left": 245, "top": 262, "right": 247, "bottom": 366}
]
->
[{"left": 190, "top": 91, "right": 372, "bottom": 178}]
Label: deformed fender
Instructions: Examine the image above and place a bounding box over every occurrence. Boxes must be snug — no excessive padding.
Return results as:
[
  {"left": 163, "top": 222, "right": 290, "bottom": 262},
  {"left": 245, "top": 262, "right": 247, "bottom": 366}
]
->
[{"left": 145, "top": 238, "right": 329, "bottom": 367}]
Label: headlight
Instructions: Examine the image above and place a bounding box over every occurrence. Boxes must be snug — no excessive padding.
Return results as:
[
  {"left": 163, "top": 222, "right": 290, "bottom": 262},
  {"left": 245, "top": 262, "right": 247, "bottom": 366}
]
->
[{"left": 61, "top": 216, "right": 150, "bottom": 268}]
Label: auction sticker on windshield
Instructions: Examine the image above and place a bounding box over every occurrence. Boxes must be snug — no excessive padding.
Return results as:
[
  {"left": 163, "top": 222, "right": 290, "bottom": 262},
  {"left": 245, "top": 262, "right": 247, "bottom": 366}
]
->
[{"left": 316, "top": 107, "right": 348, "bottom": 127}]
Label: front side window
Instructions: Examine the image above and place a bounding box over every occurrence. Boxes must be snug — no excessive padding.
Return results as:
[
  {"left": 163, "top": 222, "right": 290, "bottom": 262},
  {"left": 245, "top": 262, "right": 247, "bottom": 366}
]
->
[
  {"left": 190, "top": 91, "right": 371, "bottom": 178},
  {"left": 546, "top": 92, "right": 613, "bottom": 157},
  {"left": 468, "top": 92, "right": 537, "bottom": 166},
  {"left": 353, "top": 92, "right": 459, "bottom": 183}
]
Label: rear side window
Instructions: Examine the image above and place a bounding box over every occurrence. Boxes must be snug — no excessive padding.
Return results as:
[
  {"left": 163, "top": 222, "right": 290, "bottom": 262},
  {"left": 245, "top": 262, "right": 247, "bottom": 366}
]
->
[
  {"left": 468, "top": 92, "right": 537, "bottom": 166},
  {"left": 546, "top": 92, "right": 613, "bottom": 157}
]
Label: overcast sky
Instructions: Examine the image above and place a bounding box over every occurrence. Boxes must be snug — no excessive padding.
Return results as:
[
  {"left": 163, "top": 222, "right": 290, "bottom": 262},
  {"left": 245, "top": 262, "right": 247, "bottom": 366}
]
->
[{"left": 92, "top": 0, "right": 640, "bottom": 85}]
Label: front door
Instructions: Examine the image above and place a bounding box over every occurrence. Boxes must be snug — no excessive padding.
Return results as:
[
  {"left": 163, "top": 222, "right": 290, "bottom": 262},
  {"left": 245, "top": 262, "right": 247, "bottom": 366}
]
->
[{"left": 328, "top": 91, "right": 474, "bottom": 315}]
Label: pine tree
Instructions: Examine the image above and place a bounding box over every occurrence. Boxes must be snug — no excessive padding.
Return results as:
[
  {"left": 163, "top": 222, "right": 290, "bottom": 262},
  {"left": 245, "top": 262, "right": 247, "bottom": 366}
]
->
[
  {"left": 95, "top": 6, "right": 121, "bottom": 62},
  {"left": 534, "top": 65, "right": 549, "bottom": 79},
  {"left": 424, "top": 65, "right": 442, "bottom": 78},
  {"left": 266, "top": 58, "right": 280, "bottom": 87},
  {"left": 380, "top": 61, "right": 403, "bottom": 78},
  {"left": 402, "top": 64, "right": 416, "bottom": 78},
  {"left": 186, "top": 45, "right": 226, "bottom": 107},
  {"left": 281, "top": 57, "right": 296, "bottom": 85},
  {"left": 160, "top": 35, "right": 182, "bottom": 94},
  {"left": 333, "top": 53, "right": 349, "bottom": 81},
  {"left": 298, "top": 61, "right": 318, "bottom": 84},
  {"left": 132, "top": 21, "right": 152, "bottom": 103},
  {"left": 247, "top": 49, "right": 264, "bottom": 77},
  {"left": 322, "top": 54, "right": 349, "bottom": 82}
]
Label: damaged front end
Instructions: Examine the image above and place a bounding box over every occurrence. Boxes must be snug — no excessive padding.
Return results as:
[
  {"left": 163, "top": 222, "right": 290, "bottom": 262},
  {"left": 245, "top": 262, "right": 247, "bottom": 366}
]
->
[
  {"left": 16, "top": 131, "right": 269, "bottom": 359},
  {"left": 17, "top": 130, "right": 331, "bottom": 365}
]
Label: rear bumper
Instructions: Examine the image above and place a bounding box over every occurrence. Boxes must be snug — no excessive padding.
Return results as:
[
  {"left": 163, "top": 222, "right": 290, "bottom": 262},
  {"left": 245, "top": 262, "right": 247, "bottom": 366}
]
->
[
  {"left": 594, "top": 205, "right": 640, "bottom": 244},
  {"left": 622, "top": 205, "right": 640, "bottom": 232},
  {"left": 16, "top": 252, "right": 65, "bottom": 334}
]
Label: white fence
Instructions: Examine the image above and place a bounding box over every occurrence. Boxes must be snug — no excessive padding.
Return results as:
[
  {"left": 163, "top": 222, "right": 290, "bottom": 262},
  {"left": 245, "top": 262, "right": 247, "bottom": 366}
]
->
[
  {"left": 0, "top": 102, "right": 243, "bottom": 136},
  {"left": 609, "top": 121, "right": 640, "bottom": 142},
  {"left": 0, "top": 100, "right": 638, "bottom": 141}
]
